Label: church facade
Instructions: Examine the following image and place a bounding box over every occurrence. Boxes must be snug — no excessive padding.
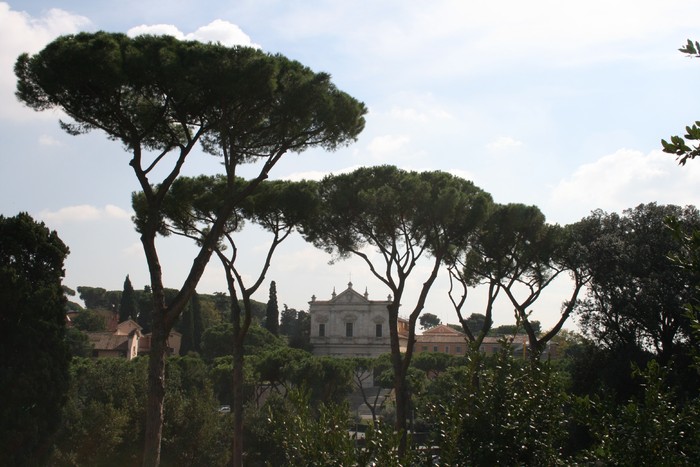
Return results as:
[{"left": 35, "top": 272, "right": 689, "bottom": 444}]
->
[{"left": 309, "top": 282, "right": 408, "bottom": 358}]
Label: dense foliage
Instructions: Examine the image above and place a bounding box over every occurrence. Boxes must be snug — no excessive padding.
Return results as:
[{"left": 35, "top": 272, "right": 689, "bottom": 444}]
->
[
  {"left": 12, "top": 35, "right": 700, "bottom": 465},
  {"left": 41, "top": 333, "right": 700, "bottom": 466},
  {"left": 0, "top": 213, "right": 71, "bottom": 465},
  {"left": 17, "top": 31, "right": 366, "bottom": 466},
  {"left": 49, "top": 356, "right": 233, "bottom": 466},
  {"left": 33, "top": 192, "right": 700, "bottom": 465},
  {"left": 9, "top": 196, "right": 700, "bottom": 466},
  {"left": 576, "top": 204, "right": 700, "bottom": 364}
]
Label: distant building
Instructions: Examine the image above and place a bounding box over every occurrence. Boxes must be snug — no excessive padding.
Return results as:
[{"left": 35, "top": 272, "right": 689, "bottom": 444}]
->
[
  {"left": 309, "top": 282, "right": 408, "bottom": 358},
  {"left": 415, "top": 324, "right": 468, "bottom": 356},
  {"left": 479, "top": 335, "right": 518, "bottom": 356},
  {"left": 416, "top": 325, "right": 558, "bottom": 360},
  {"left": 139, "top": 331, "right": 182, "bottom": 358},
  {"left": 306, "top": 282, "right": 559, "bottom": 361},
  {"left": 86, "top": 319, "right": 142, "bottom": 360},
  {"left": 84, "top": 317, "right": 182, "bottom": 360}
]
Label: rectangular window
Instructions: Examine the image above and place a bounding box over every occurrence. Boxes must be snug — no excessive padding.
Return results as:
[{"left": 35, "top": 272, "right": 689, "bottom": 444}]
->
[
  {"left": 456, "top": 346, "right": 462, "bottom": 354},
  {"left": 445, "top": 346, "right": 450, "bottom": 354},
  {"left": 319, "top": 323, "right": 325, "bottom": 337},
  {"left": 422, "top": 346, "right": 428, "bottom": 352},
  {"left": 346, "top": 322, "right": 353, "bottom": 337},
  {"left": 433, "top": 346, "right": 438, "bottom": 352},
  {"left": 375, "top": 323, "right": 382, "bottom": 337}
]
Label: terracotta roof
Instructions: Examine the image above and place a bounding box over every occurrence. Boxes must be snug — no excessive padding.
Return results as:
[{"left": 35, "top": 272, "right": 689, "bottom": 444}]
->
[
  {"left": 421, "top": 324, "right": 465, "bottom": 336},
  {"left": 115, "top": 319, "right": 142, "bottom": 336},
  {"left": 87, "top": 332, "right": 130, "bottom": 351}
]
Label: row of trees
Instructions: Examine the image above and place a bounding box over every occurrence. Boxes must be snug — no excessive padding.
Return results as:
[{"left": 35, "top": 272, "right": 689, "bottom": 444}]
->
[
  {"left": 37, "top": 324, "right": 700, "bottom": 465},
  {"left": 133, "top": 161, "right": 604, "bottom": 457},
  {"left": 16, "top": 31, "right": 367, "bottom": 467},
  {"left": 12, "top": 31, "right": 700, "bottom": 465},
  {"left": 31, "top": 173, "right": 700, "bottom": 466},
  {"left": 300, "top": 166, "right": 700, "bottom": 454},
  {"left": 5, "top": 185, "right": 700, "bottom": 464},
  {"left": 138, "top": 160, "right": 700, "bottom": 460},
  {"left": 10, "top": 29, "right": 577, "bottom": 463}
]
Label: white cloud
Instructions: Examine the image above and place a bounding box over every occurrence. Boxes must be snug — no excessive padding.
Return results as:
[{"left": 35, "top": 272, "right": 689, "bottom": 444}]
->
[
  {"left": 38, "top": 204, "right": 131, "bottom": 223},
  {"left": 447, "top": 168, "right": 479, "bottom": 184},
  {"left": 546, "top": 148, "right": 700, "bottom": 223},
  {"left": 0, "top": 3, "right": 91, "bottom": 121},
  {"left": 486, "top": 136, "right": 524, "bottom": 152},
  {"left": 126, "top": 23, "right": 183, "bottom": 38},
  {"left": 40, "top": 204, "right": 101, "bottom": 222},
  {"left": 293, "top": 0, "right": 700, "bottom": 85},
  {"left": 190, "top": 20, "right": 259, "bottom": 48},
  {"left": 104, "top": 204, "right": 132, "bottom": 220},
  {"left": 367, "top": 134, "right": 410, "bottom": 159},
  {"left": 382, "top": 92, "right": 453, "bottom": 123},
  {"left": 389, "top": 107, "right": 429, "bottom": 123},
  {"left": 127, "top": 20, "right": 260, "bottom": 48}
]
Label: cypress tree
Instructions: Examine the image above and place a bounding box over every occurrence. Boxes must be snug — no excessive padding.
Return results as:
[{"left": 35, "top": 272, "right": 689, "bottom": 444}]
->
[
  {"left": 136, "top": 286, "right": 152, "bottom": 333},
  {"left": 265, "top": 281, "right": 279, "bottom": 335},
  {"left": 119, "top": 275, "right": 138, "bottom": 323}
]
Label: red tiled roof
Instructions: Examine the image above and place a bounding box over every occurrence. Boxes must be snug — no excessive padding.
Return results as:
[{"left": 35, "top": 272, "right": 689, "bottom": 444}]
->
[
  {"left": 87, "top": 332, "right": 130, "bottom": 351},
  {"left": 421, "top": 324, "right": 465, "bottom": 336}
]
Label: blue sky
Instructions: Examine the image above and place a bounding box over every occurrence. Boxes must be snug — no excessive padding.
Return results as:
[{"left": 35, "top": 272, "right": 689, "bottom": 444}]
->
[{"left": 3, "top": 1, "right": 700, "bottom": 329}]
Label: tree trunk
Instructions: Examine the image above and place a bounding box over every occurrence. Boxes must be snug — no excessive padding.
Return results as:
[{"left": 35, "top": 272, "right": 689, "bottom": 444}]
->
[
  {"left": 142, "top": 323, "right": 167, "bottom": 467},
  {"left": 393, "top": 368, "right": 409, "bottom": 456},
  {"left": 139, "top": 206, "right": 223, "bottom": 465},
  {"left": 140, "top": 230, "right": 169, "bottom": 467},
  {"left": 231, "top": 332, "right": 244, "bottom": 467},
  {"left": 387, "top": 303, "right": 409, "bottom": 457}
]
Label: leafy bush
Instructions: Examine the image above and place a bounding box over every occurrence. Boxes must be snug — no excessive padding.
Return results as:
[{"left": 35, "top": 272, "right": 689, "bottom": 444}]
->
[
  {"left": 576, "top": 360, "right": 700, "bottom": 465},
  {"left": 422, "top": 348, "right": 570, "bottom": 466},
  {"left": 50, "top": 356, "right": 232, "bottom": 466}
]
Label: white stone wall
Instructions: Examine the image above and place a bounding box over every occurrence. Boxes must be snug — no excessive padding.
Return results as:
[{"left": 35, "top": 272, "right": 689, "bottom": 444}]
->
[{"left": 309, "top": 283, "right": 392, "bottom": 358}]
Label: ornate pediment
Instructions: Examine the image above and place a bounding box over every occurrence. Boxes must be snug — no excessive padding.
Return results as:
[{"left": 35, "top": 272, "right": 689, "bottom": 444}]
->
[{"left": 332, "top": 282, "right": 368, "bottom": 304}]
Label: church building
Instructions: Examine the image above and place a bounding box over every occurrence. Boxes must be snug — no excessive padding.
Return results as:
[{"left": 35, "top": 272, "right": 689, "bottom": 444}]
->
[{"left": 309, "top": 282, "right": 408, "bottom": 358}]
